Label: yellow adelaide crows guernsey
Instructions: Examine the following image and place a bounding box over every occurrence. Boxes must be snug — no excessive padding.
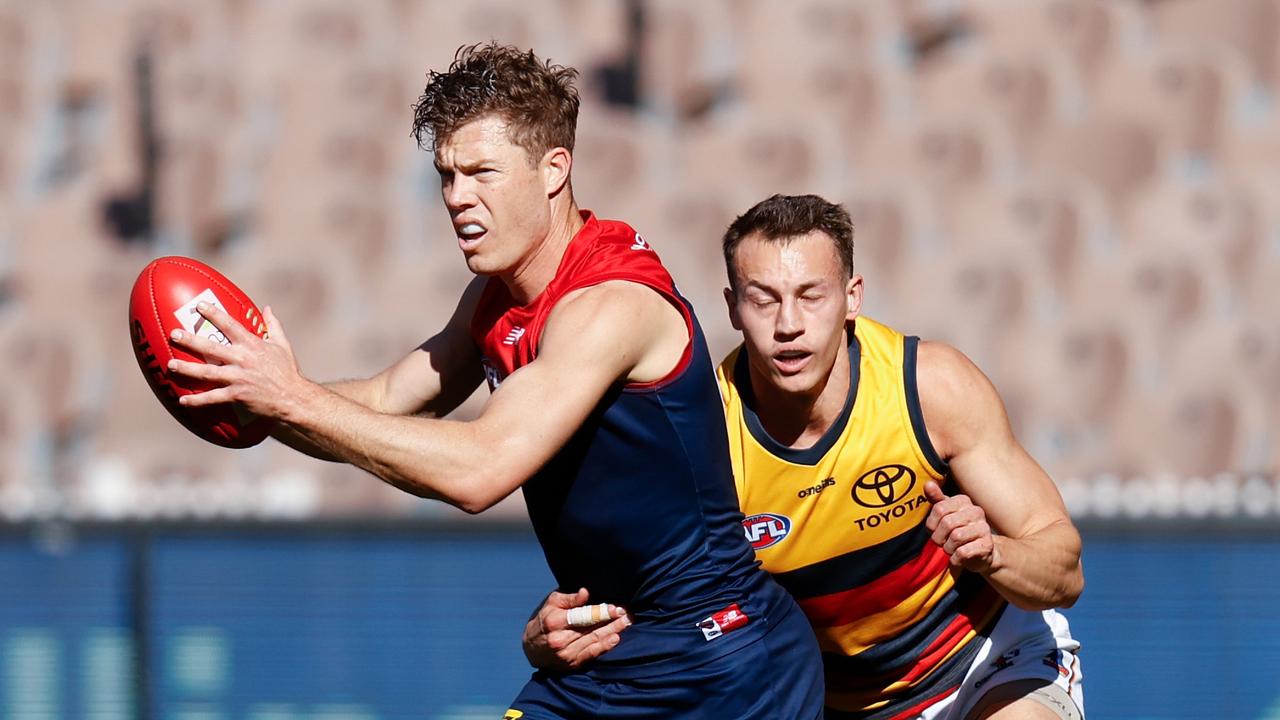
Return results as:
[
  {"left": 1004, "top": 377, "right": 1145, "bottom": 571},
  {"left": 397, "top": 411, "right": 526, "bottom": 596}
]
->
[{"left": 717, "top": 317, "right": 1006, "bottom": 720}]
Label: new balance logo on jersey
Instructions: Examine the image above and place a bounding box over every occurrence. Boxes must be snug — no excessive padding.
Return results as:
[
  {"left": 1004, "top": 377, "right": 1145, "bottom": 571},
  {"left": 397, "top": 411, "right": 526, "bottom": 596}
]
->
[
  {"left": 503, "top": 327, "right": 526, "bottom": 346},
  {"left": 696, "top": 603, "right": 749, "bottom": 641},
  {"left": 630, "top": 233, "right": 650, "bottom": 251}
]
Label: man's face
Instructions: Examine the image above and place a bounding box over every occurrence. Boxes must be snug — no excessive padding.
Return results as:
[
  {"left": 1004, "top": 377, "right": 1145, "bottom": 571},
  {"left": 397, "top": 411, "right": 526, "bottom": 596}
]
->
[
  {"left": 726, "top": 231, "right": 862, "bottom": 398},
  {"left": 434, "top": 115, "right": 552, "bottom": 276}
]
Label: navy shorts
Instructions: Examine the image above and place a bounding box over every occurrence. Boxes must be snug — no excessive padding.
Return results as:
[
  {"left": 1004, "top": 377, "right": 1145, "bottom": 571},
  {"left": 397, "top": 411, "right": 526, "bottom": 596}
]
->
[{"left": 504, "top": 601, "right": 823, "bottom": 719}]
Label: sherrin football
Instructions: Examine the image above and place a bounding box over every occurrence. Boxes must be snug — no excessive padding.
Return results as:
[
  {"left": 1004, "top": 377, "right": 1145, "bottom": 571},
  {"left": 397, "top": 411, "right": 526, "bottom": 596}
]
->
[{"left": 128, "top": 256, "right": 272, "bottom": 448}]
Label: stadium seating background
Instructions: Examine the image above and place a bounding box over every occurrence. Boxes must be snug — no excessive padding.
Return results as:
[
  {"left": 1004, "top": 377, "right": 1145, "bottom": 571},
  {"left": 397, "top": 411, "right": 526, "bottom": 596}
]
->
[{"left": 0, "top": 0, "right": 1276, "bottom": 517}]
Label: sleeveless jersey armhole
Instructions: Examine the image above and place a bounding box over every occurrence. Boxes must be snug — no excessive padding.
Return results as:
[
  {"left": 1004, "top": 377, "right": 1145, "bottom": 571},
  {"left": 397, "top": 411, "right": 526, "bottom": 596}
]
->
[
  {"left": 903, "top": 335, "right": 949, "bottom": 478},
  {"left": 620, "top": 280, "right": 694, "bottom": 392},
  {"left": 555, "top": 274, "right": 695, "bottom": 392}
]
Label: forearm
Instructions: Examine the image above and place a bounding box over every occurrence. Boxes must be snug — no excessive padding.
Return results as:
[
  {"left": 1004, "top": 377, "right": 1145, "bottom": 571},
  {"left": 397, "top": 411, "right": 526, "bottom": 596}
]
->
[
  {"left": 324, "top": 377, "right": 384, "bottom": 409},
  {"left": 270, "top": 423, "right": 341, "bottom": 462},
  {"left": 984, "top": 520, "right": 1083, "bottom": 611},
  {"left": 269, "top": 378, "right": 383, "bottom": 462},
  {"left": 279, "top": 382, "right": 519, "bottom": 512}
]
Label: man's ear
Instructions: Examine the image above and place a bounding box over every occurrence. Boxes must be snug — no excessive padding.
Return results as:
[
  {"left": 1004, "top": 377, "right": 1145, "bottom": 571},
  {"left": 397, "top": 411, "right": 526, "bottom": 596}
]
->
[
  {"left": 543, "top": 147, "right": 572, "bottom": 197},
  {"left": 845, "top": 274, "right": 864, "bottom": 320},
  {"left": 724, "top": 286, "right": 743, "bottom": 331}
]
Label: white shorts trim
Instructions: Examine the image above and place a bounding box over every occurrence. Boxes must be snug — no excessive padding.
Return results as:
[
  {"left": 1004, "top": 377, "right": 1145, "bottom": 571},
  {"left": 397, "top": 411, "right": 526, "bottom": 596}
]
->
[{"left": 919, "top": 607, "right": 1084, "bottom": 720}]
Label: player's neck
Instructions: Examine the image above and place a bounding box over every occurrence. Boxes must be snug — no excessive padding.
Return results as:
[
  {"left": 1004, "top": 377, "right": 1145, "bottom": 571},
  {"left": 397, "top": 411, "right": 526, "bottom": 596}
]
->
[
  {"left": 504, "top": 200, "right": 585, "bottom": 305},
  {"left": 752, "top": 341, "right": 852, "bottom": 450}
]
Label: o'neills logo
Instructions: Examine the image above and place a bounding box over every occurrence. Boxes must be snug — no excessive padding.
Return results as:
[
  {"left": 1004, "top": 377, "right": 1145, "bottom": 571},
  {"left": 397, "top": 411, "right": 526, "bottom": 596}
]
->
[
  {"left": 852, "top": 464, "right": 917, "bottom": 508},
  {"left": 798, "top": 477, "right": 836, "bottom": 498}
]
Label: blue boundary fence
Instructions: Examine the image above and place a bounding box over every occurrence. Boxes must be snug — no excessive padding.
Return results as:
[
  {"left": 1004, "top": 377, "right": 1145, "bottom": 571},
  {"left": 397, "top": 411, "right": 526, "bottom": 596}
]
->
[{"left": 3, "top": 520, "right": 1279, "bottom": 720}]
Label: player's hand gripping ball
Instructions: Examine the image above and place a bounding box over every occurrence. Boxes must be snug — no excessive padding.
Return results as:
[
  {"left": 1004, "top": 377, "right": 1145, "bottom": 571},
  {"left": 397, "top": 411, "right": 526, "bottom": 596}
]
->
[{"left": 128, "top": 256, "right": 271, "bottom": 448}]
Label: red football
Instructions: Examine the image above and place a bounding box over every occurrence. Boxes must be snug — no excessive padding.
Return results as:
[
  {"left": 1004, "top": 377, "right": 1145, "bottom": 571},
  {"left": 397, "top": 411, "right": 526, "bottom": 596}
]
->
[{"left": 128, "top": 256, "right": 272, "bottom": 448}]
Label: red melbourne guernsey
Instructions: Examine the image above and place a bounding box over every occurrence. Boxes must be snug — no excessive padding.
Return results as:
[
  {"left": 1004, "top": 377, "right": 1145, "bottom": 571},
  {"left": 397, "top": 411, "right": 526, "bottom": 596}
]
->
[{"left": 471, "top": 211, "right": 689, "bottom": 386}]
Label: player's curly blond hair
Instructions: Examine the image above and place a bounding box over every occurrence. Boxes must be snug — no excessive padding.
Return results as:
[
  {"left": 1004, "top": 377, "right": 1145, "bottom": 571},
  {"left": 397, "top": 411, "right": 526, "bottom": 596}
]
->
[{"left": 412, "top": 42, "right": 580, "bottom": 163}]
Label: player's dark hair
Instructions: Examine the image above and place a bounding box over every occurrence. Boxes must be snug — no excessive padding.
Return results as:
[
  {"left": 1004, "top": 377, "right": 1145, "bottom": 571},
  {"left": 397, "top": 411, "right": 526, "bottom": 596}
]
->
[
  {"left": 411, "top": 42, "right": 580, "bottom": 163},
  {"left": 722, "top": 194, "right": 855, "bottom": 290}
]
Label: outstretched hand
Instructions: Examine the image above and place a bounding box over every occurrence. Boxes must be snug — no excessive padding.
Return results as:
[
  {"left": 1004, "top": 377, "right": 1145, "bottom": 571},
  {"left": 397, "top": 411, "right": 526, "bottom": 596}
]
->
[
  {"left": 167, "top": 303, "right": 310, "bottom": 421},
  {"left": 522, "top": 588, "right": 631, "bottom": 671},
  {"left": 923, "top": 481, "right": 999, "bottom": 574}
]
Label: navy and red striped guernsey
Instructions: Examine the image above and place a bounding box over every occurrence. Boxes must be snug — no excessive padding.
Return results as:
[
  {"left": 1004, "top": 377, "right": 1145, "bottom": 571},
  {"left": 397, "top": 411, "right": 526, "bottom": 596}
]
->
[{"left": 471, "top": 211, "right": 797, "bottom": 679}]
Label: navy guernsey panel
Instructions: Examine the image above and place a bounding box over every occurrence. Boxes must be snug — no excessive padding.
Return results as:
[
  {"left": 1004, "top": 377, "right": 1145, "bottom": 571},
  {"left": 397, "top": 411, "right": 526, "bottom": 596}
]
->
[{"left": 471, "top": 212, "right": 798, "bottom": 679}]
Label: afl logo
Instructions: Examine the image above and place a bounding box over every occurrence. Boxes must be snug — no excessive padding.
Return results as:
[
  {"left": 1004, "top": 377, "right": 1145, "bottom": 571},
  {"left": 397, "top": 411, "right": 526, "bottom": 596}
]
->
[
  {"left": 852, "top": 465, "right": 917, "bottom": 508},
  {"left": 480, "top": 357, "right": 506, "bottom": 391},
  {"left": 742, "top": 513, "right": 791, "bottom": 550}
]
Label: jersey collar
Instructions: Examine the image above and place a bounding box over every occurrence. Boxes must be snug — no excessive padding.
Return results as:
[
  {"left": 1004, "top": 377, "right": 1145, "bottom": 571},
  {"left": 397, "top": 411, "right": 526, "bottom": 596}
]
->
[{"left": 734, "top": 327, "right": 860, "bottom": 466}]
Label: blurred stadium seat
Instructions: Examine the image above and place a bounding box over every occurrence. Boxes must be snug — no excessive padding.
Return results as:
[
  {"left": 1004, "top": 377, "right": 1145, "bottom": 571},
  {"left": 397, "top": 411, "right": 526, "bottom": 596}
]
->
[
  {"left": 913, "top": 46, "right": 1082, "bottom": 156},
  {"left": 638, "top": 0, "right": 736, "bottom": 122},
  {"left": 735, "top": 0, "right": 907, "bottom": 123},
  {"left": 960, "top": 0, "right": 1146, "bottom": 81},
  {"left": 948, "top": 177, "right": 1109, "bottom": 306},
  {"left": 849, "top": 114, "right": 1016, "bottom": 205},
  {"left": 1028, "top": 116, "right": 1161, "bottom": 213},
  {"left": 0, "top": 0, "right": 1274, "bottom": 517},
  {"left": 1146, "top": 0, "right": 1280, "bottom": 89},
  {"left": 1091, "top": 41, "right": 1252, "bottom": 170},
  {"left": 843, "top": 182, "right": 942, "bottom": 324},
  {"left": 1121, "top": 175, "right": 1264, "bottom": 309},
  {"left": 678, "top": 110, "right": 845, "bottom": 211}
]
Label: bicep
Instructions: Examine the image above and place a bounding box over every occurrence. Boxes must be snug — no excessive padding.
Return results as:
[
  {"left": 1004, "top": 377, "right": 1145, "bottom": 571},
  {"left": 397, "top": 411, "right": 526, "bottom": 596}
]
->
[
  {"left": 466, "top": 285, "right": 666, "bottom": 484},
  {"left": 949, "top": 428, "right": 1071, "bottom": 539},
  {"left": 919, "top": 342, "right": 1071, "bottom": 539},
  {"left": 373, "top": 278, "right": 487, "bottom": 417},
  {"left": 377, "top": 335, "right": 483, "bottom": 417}
]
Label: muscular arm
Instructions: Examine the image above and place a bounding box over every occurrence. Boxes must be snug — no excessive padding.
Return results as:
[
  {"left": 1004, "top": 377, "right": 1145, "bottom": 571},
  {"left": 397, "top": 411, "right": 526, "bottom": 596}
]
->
[
  {"left": 172, "top": 280, "right": 687, "bottom": 514},
  {"left": 918, "top": 341, "right": 1084, "bottom": 611},
  {"left": 271, "top": 278, "right": 488, "bottom": 461}
]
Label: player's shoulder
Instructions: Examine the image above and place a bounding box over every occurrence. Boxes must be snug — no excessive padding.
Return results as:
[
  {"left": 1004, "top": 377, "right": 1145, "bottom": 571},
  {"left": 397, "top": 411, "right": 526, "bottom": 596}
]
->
[
  {"left": 915, "top": 340, "right": 992, "bottom": 398},
  {"left": 550, "top": 214, "right": 682, "bottom": 336},
  {"left": 557, "top": 278, "right": 663, "bottom": 310},
  {"left": 546, "top": 280, "right": 674, "bottom": 340},
  {"left": 592, "top": 215, "right": 647, "bottom": 246},
  {"left": 915, "top": 339, "right": 1008, "bottom": 454},
  {"left": 575, "top": 215, "right": 666, "bottom": 272},
  {"left": 851, "top": 316, "right": 909, "bottom": 368},
  {"left": 540, "top": 281, "right": 687, "bottom": 384}
]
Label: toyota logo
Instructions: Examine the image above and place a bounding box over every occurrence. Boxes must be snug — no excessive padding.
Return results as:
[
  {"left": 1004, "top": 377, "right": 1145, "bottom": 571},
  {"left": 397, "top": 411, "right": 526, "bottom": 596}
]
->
[{"left": 852, "top": 464, "right": 917, "bottom": 508}]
